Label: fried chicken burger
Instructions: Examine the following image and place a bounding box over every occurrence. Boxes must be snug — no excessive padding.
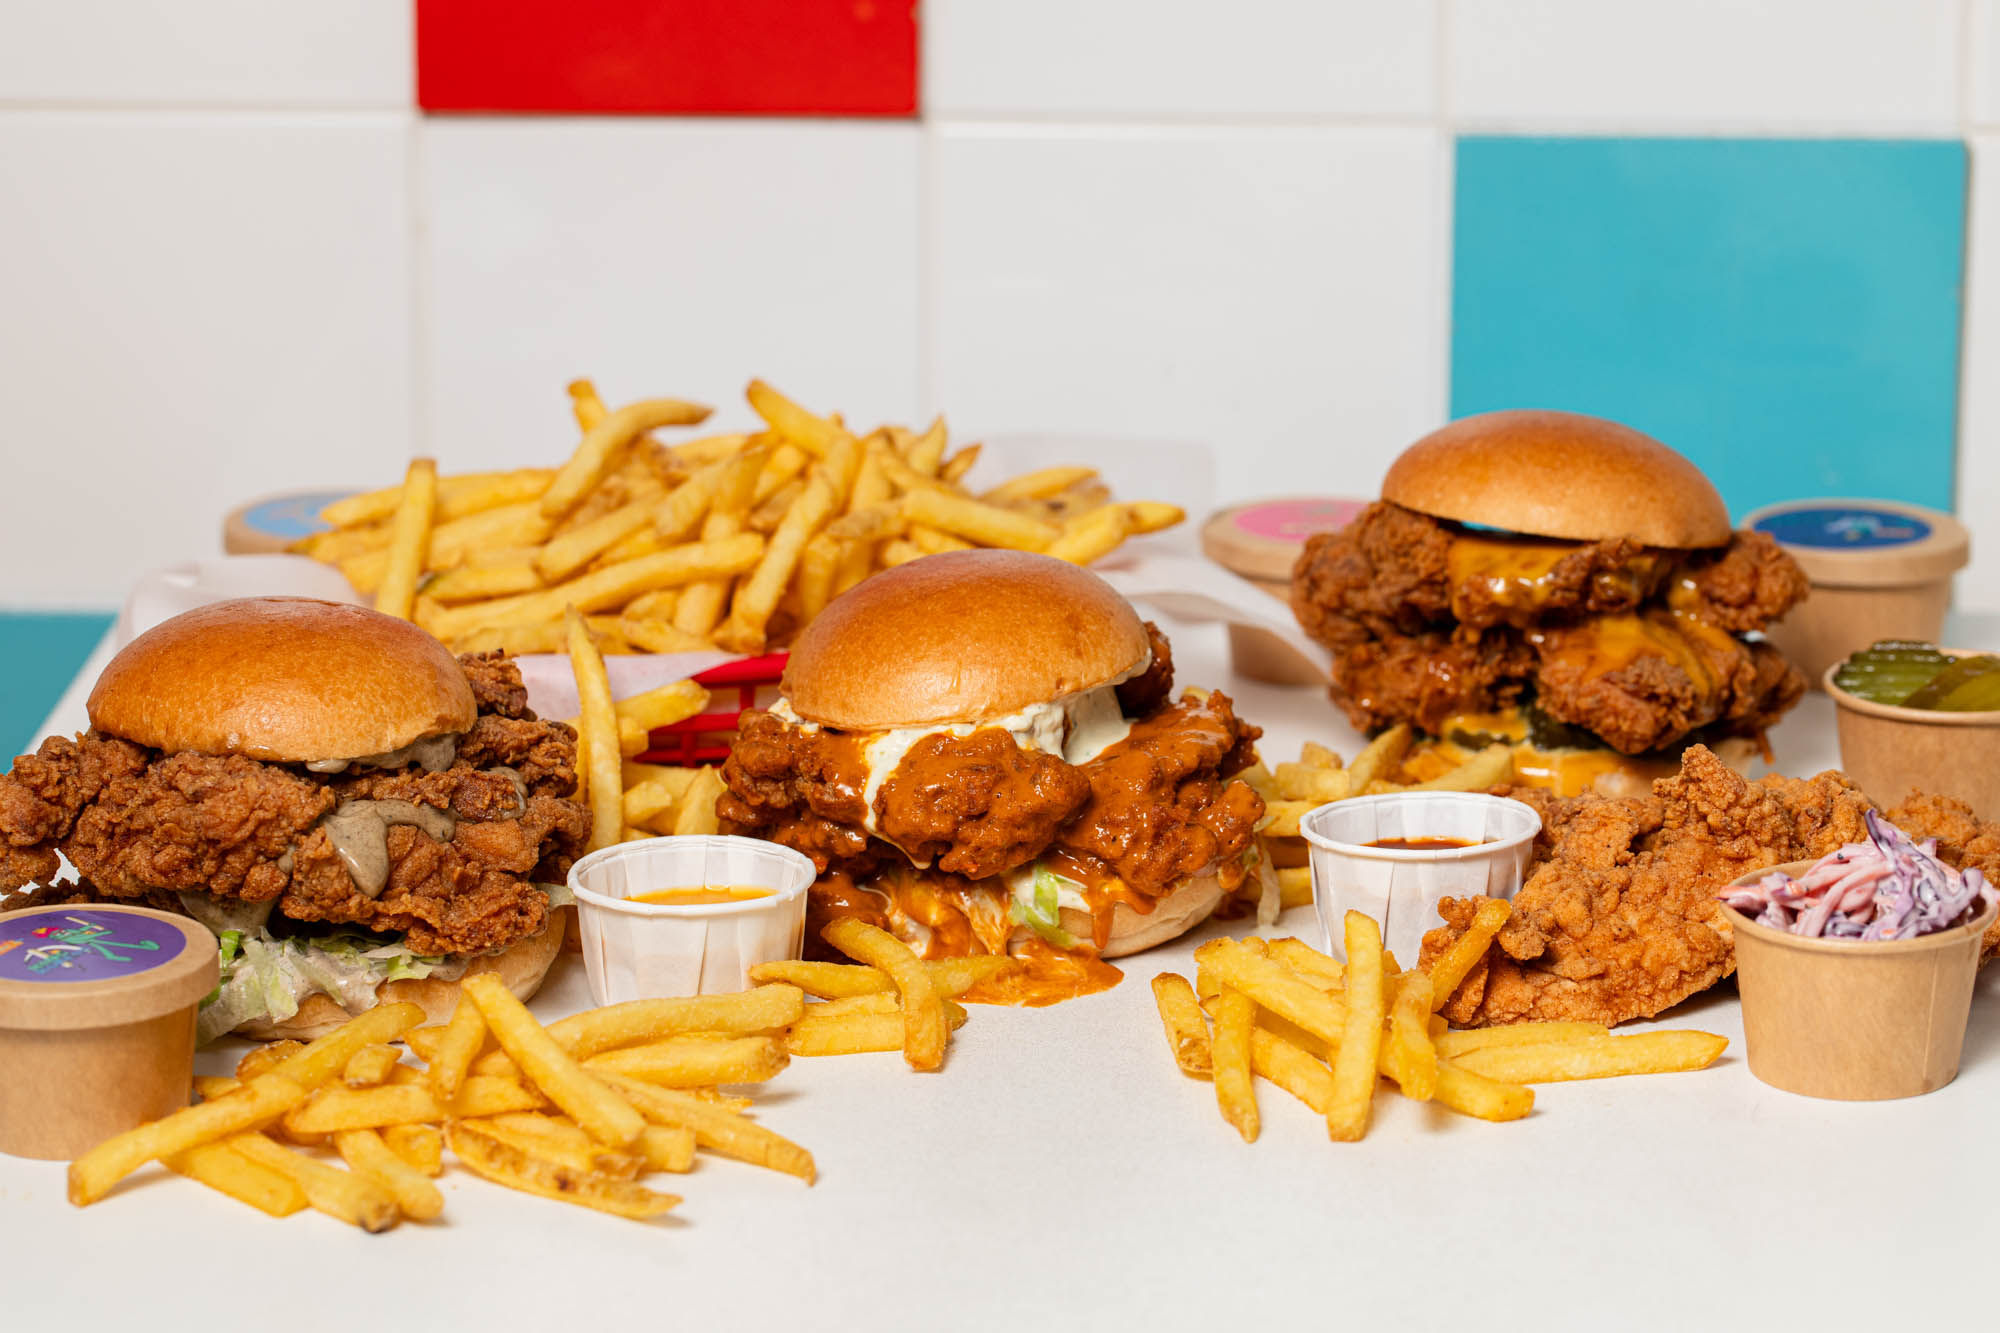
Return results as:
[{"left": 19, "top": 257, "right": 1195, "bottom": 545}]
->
[
  {"left": 0, "top": 597, "right": 589, "bottom": 1040},
  {"left": 718, "top": 550, "right": 1268, "bottom": 1004},
  {"left": 1291, "top": 411, "right": 1810, "bottom": 795}
]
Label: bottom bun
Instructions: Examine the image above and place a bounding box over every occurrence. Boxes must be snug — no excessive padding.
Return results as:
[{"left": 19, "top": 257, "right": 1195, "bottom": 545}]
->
[
  {"left": 236, "top": 911, "right": 567, "bottom": 1041},
  {"left": 1058, "top": 872, "right": 1227, "bottom": 960}
]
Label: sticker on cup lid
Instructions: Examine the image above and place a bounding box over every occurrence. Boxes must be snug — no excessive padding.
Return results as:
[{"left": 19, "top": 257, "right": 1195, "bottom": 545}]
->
[
  {"left": 0, "top": 909, "right": 188, "bottom": 984},
  {"left": 1753, "top": 506, "right": 1931, "bottom": 550}
]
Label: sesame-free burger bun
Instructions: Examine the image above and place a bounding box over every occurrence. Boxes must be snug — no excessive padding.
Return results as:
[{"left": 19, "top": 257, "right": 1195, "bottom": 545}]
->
[
  {"left": 1383, "top": 410, "right": 1732, "bottom": 549},
  {"left": 235, "top": 909, "right": 566, "bottom": 1041},
  {"left": 1059, "top": 873, "right": 1229, "bottom": 960},
  {"left": 88, "top": 597, "right": 477, "bottom": 762},
  {"left": 782, "top": 550, "right": 1151, "bottom": 731}
]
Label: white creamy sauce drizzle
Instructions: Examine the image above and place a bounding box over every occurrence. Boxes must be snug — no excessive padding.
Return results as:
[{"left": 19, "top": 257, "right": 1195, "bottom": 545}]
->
[{"left": 770, "top": 652, "right": 1146, "bottom": 866}]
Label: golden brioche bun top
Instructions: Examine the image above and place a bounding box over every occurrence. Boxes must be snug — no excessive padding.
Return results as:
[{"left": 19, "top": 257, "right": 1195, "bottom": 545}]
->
[
  {"left": 781, "top": 550, "right": 1149, "bottom": 730},
  {"left": 1384, "top": 410, "right": 1732, "bottom": 549},
  {"left": 88, "top": 597, "right": 476, "bottom": 761}
]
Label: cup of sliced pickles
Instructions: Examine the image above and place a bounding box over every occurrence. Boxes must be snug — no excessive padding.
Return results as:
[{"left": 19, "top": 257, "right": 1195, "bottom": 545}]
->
[{"left": 1825, "top": 641, "right": 2000, "bottom": 818}]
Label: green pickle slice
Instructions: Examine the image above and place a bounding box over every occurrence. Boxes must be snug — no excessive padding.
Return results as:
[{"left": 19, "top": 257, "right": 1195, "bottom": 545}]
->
[
  {"left": 1903, "top": 654, "right": 2000, "bottom": 711},
  {"left": 1832, "top": 640, "right": 1953, "bottom": 704}
]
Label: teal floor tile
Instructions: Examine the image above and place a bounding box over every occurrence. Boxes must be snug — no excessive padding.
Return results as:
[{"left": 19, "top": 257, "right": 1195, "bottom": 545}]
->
[
  {"left": 1451, "top": 136, "right": 1967, "bottom": 516},
  {"left": 0, "top": 612, "right": 114, "bottom": 759}
]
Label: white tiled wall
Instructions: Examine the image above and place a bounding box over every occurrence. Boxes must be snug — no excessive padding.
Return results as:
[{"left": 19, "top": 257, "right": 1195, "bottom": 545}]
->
[{"left": 0, "top": 0, "right": 1995, "bottom": 614}]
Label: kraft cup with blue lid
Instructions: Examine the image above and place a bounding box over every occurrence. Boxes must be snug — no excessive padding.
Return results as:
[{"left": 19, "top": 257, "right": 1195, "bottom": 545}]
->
[
  {"left": 568, "top": 835, "right": 814, "bottom": 1005},
  {"left": 1742, "top": 498, "right": 1969, "bottom": 686},
  {"left": 1300, "top": 793, "right": 1540, "bottom": 965}
]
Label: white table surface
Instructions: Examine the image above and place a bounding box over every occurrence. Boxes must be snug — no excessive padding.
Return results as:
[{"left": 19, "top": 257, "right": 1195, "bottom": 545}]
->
[{"left": 8, "top": 611, "right": 2000, "bottom": 1332}]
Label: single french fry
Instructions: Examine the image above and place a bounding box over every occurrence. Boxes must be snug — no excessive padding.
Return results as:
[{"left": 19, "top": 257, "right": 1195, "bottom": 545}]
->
[
  {"left": 938, "top": 444, "right": 982, "bottom": 485},
  {"left": 649, "top": 458, "right": 729, "bottom": 542},
  {"left": 906, "top": 415, "right": 948, "bottom": 474},
  {"left": 615, "top": 678, "right": 710, "bottom": 732},
  {"left": 622, "top": 781, "right": 677, "bottom": 829},
  {"left": 165, "top": 1140, "right": 308, "bottom": 1218},
  {"left": 584, "top": 1036, "right": 789, "bottom": 1087},
  {"left": 1210, "top": 988, "right": 1259, "bottom": 1142},
  {"left": 1258, "top": 800, "right": 1316, "bottom": 839},
  {"left": 745, "top": 378, "right": 847, "bottom": 458},
  {"left": 446, "top": 1076, "right": 547, "bottom": 1118},
  {"left": 322, "top": 468, "right": 554, "bottom": 529},
  {"left": 1123, "top": 500, "right": 1185, "bottom": 534},
  {"left": 821, "top": 918, "right": 948, "bottom": 1071},
  {"left": 381, "top": 1123, "right": 443, "bottom": 1176},
  {"left": 425, "top": 553, "right": 544, "bottom": 603},
  {"left": 1151, "top": 973, "right": 1214, "bottom": 1077},
  {"left": 446, "top": 1121, "right": 678, "bottom": 1221},
  {"left": 1192, "top": 939, "right": 1347, "bottom": 1046},
  {"left": 342, "top": 1044, "right": 403, "bottom": 1088},
  {"left": 784, "top": 996, "right": 970, "bottom": 1056},
  {"left": 546, "top": 986, "right": 809, "bottom": 1057},
  {"left": 285, "top": 1084, "right": 444, "bottom": 1135},
  {"left": 429, "top": 992, "right": 488, "bottom": 1101},
  {"left": 464, "top": 973, "right": 644, "bottom": 1147},
  {"left": 907, "top": 523, "right": 974, "bottom": 556},
  {"left": 567, "top": 606, "right": 623, "bottom": 853},
  {"left": 670, "top": 766, "right": 724, "bottom": 837},
  {"left": 1276, "top": 865, "right": 1314, "bottom": 909},
  {"left": 1043, "top": 503, "right": 1131, "bottom": 565},
  {"left": 753, "top": 442, "right": 811, "bottom": 504},
  {"left": 902, "top": 486, "right": 1057, "bottom": 552},
  {"left": 1433, "top": 1059, "right": 1535, "bottom": 1121},
  {"left": 982, "top": 465, "right": 1098, "bottom": 504},
  {"left": 1248, "top": 1027, "right": 1336, "bottom": 1113},
  {"left": 464, "top": 1113, "right": 640, "bottom": 1178},
  {"left": 719, "top": 471, "right": 840, "bottom": 650},
  {"left": 1346, "top": 723, "right": 1413, "bottom": 795},
  {"left": 596, "top": 1073, "right": 815, "bottom": 1183},
  {"left": 1263, "top": 937, "right": 1343, "bottom": 989},
  {"left": 226, "top": 1131, "right": 397, "bottom": 1232},
  {"left": 619, "top": 617, "right": 714, "bottom": 654},
  {"left": 269, "top": 1003, "right": 426, "bottom": 1092},
  {"left": 535, "top": 491, "right": 662, "bottom": 583},
  {"left": 375, "top": 457, "right": 438, "bottom": 621},
  {"left": 1449, "top": 1031, "right": 1729, "bottom": 1084},
  {"left": 542, "top": 397, "right": 711, "bottom": 521},
  {"left": 638, "top": 1124, "right": 698, "bottom": 1174},
  {"left": 334, "top": 1129, "right": 445, "bottom": 1221},
  {"left": 1406, "top": 743, "right": 1514, "bottom": 793},
  {"left": 1326, "top": 912, "right": 1386, "bottom": 1142},
  {"left": 796, "top": 532, "right": 841, "bottom": 621},
  {"left": 426, "top": 532, "right": 765, "bottom": 642},
  {"left": 1381, "top": 971, "right": 1437, "bottom": 1102},
  {"left": 236, "top": 1040, "right": 305, "bottom": 1082},
  {"left": 1432, "top": 1022, "right": 1612, "bottom": 1056},
  {"left": 748, "top": 956, "right": 1020, "bottom": 1001},
  {"left": 1428, "top": 895, "right": 1513, "bottom": 1010},
  {"left": 194, "top": 1075, "right": 243, "bottom": 1101}
]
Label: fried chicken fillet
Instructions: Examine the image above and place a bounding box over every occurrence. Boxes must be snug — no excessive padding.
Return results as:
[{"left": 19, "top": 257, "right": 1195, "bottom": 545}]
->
[{"left": 1418, "top": 745, "right": 2000, "bottom": 1026}]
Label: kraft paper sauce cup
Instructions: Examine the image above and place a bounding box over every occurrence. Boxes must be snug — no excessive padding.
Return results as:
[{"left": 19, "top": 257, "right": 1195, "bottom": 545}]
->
[
  {"left": 0, "top": 904, "right": 218, "bottom": 1160},
  {"left": 568, "top": 835, "right": 814, "bottom": 1005},
  {"left": 1729, "top": 860, "right": 1997, "bottom": 1101},
  {"left": 1824, "top": 655, "right": 2000, "bottom": 821},
  {"left": 1300, "top": 793, "right": 1541, "bottom": 965}
]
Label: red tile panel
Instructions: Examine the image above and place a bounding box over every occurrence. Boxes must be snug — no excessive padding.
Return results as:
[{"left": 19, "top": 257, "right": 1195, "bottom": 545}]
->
[{"left": 417, "top": 0, "right": 918, "bottom": 116}]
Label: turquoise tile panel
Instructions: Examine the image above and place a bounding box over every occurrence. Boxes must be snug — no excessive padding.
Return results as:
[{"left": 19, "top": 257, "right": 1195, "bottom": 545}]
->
[
  {"left": 1451, "top": 137, "right": 1966, "bottom": 517},
  {"left": 0, "top": 612, "right": 114, "bottom": 759}
]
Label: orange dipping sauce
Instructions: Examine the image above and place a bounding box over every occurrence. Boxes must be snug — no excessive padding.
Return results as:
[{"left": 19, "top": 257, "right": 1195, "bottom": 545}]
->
[
  {"left": 1364, "top": 837, "right": 1484, "bottom": 851},
  {"left": 627, "top": 886, "right": 776, "bottom": 907}
]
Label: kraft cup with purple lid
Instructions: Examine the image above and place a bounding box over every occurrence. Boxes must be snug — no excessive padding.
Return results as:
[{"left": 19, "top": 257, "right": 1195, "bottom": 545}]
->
[
  {"left": 1300, "top": 793, "right": 1540, "bottom": 965},
  {"left": 568, "top": 835, "right": 814, "bottom": 1005}
]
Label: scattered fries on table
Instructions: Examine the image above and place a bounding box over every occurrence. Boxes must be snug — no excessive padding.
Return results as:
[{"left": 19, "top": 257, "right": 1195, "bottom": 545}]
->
[
  {"left": 297, "top": 377, "right": 1187, "bottom": 655},
  {"left": 1153, "top": 905, "right": 1728, "bottom": 1145}
]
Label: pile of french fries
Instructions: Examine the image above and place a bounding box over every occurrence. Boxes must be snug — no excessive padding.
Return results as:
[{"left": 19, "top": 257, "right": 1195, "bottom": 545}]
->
[
  {"left": 298, "top": 377, "right": 1186, "bottom": 657},
  {"left": 1238, "top": 725, "right": 1517, "bottom": 911},
  {"left": 1152, "top": 901, "right": 1728, "bottom": 1144}
]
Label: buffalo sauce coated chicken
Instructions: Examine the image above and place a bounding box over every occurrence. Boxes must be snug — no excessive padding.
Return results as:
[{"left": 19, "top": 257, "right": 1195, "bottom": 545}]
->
[
  {"left": 1290, "top": 502, "right": 1809, "bottom": 756},
  {"left": 0, "top": 654, "right": 589, "bottom": 955},
  {"left": 717, "top": 623, "right": 1264, "bottom": 988}
]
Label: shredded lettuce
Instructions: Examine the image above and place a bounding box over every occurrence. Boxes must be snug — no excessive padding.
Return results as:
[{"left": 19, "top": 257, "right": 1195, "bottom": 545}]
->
[
  {"left": 193, "top": 883, "right": 571, "bottom": 1044},
  {"left": 1010, "top": 865, "right": 1081, "bottom": 949}
]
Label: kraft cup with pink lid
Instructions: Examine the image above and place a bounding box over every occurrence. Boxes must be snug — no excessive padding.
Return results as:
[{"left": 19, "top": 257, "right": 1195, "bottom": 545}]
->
[
  {"left": 1299, "top": 793, "right": 1540, "bottom": 965},
  {"left": 568, "top": 835, "right": 814, "bottom": 1005}
]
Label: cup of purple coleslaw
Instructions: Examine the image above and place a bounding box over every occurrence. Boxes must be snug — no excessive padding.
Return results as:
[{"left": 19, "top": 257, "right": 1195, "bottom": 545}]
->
[{"left": 1722, "top": 814, "right": 1998, "bottom": 1100}]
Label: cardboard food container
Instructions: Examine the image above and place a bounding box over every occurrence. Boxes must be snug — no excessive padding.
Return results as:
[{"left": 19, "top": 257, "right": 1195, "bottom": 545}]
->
[
  {"left": 1823, "top": 654, "right": 2000, "bottom": 819},
  {"left": 0, "top": 904, "right": 218, "bottom": 1160},
  {"left": 1729, "top": 860, "right": 1996, "bottom": 1101},
  {"left": 1201, "top": 498, "right": 1364, "bottom": 685},
  {"left": 1744, "top": 498, "right": 1969, "bottom": 687}
]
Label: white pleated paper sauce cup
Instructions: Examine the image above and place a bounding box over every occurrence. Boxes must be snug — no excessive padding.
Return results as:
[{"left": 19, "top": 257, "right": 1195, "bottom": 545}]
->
[
  {"left": 1300, "top": 793, "right": 1540, "bottom": 965},
  {"left": 568, "top": 835, "right": 814, "bottom": 1005}
]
